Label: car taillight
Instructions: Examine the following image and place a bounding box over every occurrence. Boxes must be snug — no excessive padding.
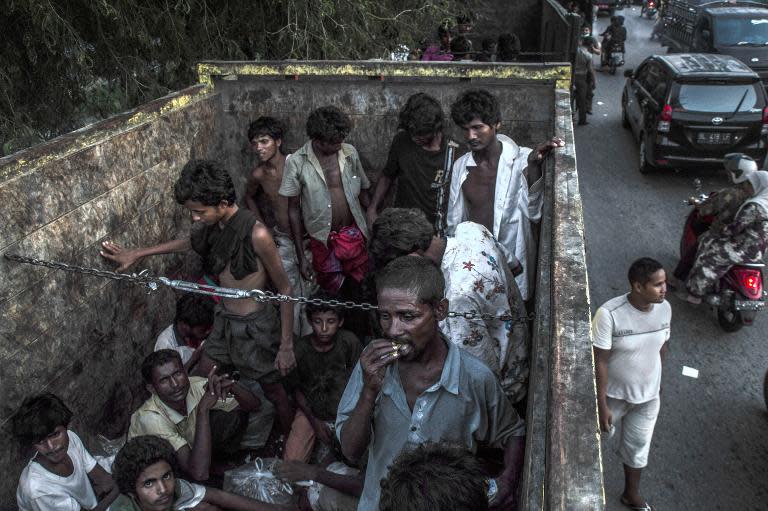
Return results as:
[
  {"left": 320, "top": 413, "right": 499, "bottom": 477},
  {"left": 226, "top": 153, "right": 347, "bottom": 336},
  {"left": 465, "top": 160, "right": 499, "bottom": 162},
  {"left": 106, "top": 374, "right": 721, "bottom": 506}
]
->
[
  {"left": 657, "top": 104, "right": 672, "bottom": 133},
  {"left": 648, "top": 0, "right": 656, "bottom": 7},
  {"left": 762, "top": 106, "right": 768, "bottom": 135},
  {"left": 733, "top": 268, "right": 763, "bottom": 300}
]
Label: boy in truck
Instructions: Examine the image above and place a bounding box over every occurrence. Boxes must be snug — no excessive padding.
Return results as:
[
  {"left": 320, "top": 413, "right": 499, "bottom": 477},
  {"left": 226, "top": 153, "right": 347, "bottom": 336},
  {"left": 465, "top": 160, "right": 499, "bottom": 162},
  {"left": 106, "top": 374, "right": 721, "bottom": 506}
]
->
[
  {"left": 13, "top": 393, "right": 119, "bottom": 511},
  {"left": 100, "top": 159, "right": 296, "bottom": 435},
  {"left": 111, "top": 435, "right": 294, "bottom": 511},
  {"left": 154, "top": 293, "right": 213, "bottom": 372},
  {"left": 245, "top": 116, "right": 316, "bottom": 337}
]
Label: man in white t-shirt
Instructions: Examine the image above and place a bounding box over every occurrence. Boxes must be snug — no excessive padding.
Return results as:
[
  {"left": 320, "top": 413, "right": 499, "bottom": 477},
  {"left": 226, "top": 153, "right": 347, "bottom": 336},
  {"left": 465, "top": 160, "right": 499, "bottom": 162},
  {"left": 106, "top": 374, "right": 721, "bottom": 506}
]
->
[
  {"left": 592, "top": 257, "right": 670, "bottom": 511},
  {"left": 111, "top": 435, "right": 290, "bottom": 511},
  {"left": 13, "top": 393, "right": 118, "bottom": 511},
  {"left": 154, "top": 293, "right": 214, "bottom": 369}
]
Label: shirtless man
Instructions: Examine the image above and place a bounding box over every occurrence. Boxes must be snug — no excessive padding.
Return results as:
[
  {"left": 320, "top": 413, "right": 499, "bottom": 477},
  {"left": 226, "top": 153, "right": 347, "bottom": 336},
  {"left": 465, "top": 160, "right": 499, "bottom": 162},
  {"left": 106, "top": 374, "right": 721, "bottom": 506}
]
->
[
  {"left": 245, "top": 116, "right": 315, "bottom": 336},
  {"left": 446, "top": 89, "right": 563, "bottom": 302},
  {"left": 100, "top": 159, "right": 296, "bottom": 433},
  {"left": 279, "top": 106, "right": 371, "bottom": 298}
]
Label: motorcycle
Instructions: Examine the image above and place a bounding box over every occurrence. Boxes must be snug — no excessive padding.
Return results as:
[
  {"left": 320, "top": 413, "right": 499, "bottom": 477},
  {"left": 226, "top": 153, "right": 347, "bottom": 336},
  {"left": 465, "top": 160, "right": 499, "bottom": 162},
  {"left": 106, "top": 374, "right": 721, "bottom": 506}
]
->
[
  {"left": 608, "top": 46, "right": 624, "bottom": 75},
  {"left": 676, "top": 181, "right": 766, "bottom": 332},
  {"left": 601, "top": 33, "right": 625, "bottom": 75},
  {"left": 640, "top": 0, "right": 658, "bottom": 19}
]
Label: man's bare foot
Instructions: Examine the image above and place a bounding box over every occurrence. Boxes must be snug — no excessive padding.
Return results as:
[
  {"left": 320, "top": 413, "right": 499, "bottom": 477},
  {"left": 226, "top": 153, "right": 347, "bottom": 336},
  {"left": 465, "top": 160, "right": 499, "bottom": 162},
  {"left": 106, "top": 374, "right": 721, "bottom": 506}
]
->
[{"left": 673, "top": 289, "right": 702, "bottom": 304}]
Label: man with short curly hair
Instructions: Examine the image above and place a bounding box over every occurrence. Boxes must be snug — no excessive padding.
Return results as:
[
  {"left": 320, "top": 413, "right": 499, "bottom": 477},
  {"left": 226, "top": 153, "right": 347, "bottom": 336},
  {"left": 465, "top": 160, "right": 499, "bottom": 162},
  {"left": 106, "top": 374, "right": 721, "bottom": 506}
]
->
[
  {"left": 244, "top": 117, "right": 316, "bottom": 338},
  {"left": 280, "top": 107, "right": 371, "bottom": 334},
  {"left": 13, "top": 393, "right": 118, "bottom": 511},
  {"left": 367, "top": 93, "right": 448, "bottom": 227},
  {"left": 111, "top": 435, "right": 289, "bottom": 511},
  {"left": 100, "top": 159, "right": 297, "bottom": 440},
  {"left": 447, "top": 89, "right": 563, "bottom": 302}
]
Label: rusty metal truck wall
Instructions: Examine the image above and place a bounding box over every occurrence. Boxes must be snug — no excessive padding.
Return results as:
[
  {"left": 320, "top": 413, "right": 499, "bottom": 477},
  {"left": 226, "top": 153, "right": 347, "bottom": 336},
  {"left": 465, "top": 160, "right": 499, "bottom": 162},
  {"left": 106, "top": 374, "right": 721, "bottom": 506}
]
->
[
  {"left": 0, "top": 85, "right": 217, "bottom": 509},
  {"left": 0, "top": 60, "right": 603, "bottom": 509}
]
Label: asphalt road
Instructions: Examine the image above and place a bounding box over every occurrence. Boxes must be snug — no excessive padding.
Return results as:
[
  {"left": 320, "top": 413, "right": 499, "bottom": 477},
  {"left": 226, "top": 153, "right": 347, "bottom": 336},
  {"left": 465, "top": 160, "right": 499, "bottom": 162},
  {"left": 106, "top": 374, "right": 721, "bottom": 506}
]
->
[{"left": 577, "top": 7, "right": 768, "bottom": 511}]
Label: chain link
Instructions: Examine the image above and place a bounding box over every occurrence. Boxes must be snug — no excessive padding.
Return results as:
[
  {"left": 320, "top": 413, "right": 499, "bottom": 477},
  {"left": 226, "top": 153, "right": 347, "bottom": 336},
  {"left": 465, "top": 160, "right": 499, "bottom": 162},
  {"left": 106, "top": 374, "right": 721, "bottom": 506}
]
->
[{"left": 5, "top": 254, "right": 532, "bottom": 325}]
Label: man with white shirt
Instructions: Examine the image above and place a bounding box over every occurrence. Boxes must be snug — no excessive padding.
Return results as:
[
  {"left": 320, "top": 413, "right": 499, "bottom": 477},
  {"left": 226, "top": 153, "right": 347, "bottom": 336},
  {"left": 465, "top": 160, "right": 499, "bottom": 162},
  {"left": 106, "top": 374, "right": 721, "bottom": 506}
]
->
[
  {"left": 13, "top": 393, "right": 118, "bottom": 511},
  {"left": 447, "top": 89, "right": 563, "bottom": 302},
  {"left": 592, "top": 257, "right": 671, "bottom": 511},
  {"left": 154, "top": 293, "right": 214, "bottom": 370}
]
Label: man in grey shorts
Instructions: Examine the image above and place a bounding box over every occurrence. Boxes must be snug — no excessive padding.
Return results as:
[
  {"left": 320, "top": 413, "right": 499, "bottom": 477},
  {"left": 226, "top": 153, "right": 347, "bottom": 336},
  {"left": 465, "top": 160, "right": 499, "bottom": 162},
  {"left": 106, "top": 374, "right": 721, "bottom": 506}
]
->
[{"left": 592, "top": 257, "right": 670, "bottom": 511}]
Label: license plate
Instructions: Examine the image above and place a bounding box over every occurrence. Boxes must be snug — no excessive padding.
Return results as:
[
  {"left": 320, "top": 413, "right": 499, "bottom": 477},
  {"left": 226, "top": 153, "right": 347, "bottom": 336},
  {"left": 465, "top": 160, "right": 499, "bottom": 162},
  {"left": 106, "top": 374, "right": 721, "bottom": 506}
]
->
[
  {"left": 697, "top": 132, "right": 732, "bottom": 145},
  {"left": 734, "top": 300, "right": 765, "bottom": 311}
]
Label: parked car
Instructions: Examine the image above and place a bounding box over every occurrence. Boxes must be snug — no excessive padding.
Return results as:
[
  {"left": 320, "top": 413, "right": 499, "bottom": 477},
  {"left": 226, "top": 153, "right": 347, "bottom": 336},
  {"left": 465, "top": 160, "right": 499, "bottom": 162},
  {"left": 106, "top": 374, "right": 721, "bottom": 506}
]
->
[{"left": 621, "top": 53, "right": 768, "bottom": 173}]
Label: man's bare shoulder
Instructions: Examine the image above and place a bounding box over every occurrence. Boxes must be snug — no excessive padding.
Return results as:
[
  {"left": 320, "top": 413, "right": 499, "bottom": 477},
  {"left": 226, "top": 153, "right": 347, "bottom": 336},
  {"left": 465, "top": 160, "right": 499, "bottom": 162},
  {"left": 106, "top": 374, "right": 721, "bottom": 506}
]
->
[
  {"left": 250, "top": 163, "right": 269, "bottom": 182},
  {"left": 250, "top": 221, "right": 277, "bottom": 249}
]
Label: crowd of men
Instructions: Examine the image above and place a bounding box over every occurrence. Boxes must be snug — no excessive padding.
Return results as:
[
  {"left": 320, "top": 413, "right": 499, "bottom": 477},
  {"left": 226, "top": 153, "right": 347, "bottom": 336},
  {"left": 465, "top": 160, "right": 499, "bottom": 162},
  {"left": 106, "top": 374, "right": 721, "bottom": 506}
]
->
[{"left": 12, "top": 87, "right": 566, "bottom": 511}]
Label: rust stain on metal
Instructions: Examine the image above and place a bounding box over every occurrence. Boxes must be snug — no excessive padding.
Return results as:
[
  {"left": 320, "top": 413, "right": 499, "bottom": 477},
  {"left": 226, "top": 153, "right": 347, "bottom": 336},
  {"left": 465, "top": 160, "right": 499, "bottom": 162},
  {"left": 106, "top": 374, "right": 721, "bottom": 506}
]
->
[{"left": 197, "top": 60, "right": 572, "bottom": 91}]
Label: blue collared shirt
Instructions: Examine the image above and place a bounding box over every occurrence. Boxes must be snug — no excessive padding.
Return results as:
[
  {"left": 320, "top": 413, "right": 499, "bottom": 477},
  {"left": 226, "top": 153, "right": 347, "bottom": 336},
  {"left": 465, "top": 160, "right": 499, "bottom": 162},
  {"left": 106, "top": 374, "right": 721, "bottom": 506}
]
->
[{"left": 335, "top": 340, "right": 525, "bottom": 511}]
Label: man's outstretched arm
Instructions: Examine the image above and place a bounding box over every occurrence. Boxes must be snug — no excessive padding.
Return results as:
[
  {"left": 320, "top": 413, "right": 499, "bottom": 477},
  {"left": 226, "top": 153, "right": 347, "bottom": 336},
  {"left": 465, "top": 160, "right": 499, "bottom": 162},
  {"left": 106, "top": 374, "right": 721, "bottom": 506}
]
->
[
  {"left": 250, "top": 223, "right": 296, "bottom": 375},
  {"left": 100, "top": 238, "right": 191, "bottom": 271}
]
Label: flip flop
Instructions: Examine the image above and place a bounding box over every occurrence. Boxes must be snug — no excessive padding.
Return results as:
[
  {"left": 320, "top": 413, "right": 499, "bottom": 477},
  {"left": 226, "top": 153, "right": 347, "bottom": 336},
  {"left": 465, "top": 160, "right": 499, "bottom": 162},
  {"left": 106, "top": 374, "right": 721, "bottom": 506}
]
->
[{"left": 620, "top": 496, "right": 656, "bottom": 511}]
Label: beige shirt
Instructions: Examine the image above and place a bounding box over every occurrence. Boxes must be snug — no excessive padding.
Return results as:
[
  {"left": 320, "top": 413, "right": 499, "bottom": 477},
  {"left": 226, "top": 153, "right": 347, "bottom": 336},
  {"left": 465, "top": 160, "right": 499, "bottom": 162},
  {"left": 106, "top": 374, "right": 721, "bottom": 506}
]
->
[
  {"left": 128, "top": 377, "right": 238, "bottom": 451},
  {"left": 279, "top": 140, "right": 371, "bottom": 242}
]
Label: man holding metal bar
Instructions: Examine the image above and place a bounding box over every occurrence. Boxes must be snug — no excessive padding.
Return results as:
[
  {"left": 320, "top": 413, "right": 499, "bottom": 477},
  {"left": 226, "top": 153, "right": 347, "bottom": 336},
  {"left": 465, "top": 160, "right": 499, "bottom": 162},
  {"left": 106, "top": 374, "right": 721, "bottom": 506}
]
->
[{"left": 366, "top": 93, "right": 457, "bottom": 233}]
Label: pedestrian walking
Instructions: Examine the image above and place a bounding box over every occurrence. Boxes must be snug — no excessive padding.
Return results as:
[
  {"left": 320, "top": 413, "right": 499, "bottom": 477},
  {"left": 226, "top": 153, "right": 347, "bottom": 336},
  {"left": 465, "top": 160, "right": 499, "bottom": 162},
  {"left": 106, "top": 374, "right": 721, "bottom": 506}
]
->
[{"left": 592, "top": 257, "right": 671, "bottom": 511}]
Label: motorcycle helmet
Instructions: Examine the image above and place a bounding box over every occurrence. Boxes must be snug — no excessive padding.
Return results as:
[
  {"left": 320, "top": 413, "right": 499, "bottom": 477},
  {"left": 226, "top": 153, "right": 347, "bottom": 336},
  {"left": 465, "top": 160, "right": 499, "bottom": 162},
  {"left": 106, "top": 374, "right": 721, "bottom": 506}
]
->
[{"left": 723, "top": 153, "right": 757, "bottom": 183}]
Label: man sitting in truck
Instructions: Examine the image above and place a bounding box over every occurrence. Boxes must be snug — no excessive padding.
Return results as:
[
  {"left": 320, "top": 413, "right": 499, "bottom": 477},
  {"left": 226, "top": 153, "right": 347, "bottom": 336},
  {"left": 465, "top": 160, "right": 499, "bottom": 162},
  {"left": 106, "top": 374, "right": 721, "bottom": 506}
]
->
[
  {"left": 446, "top": 89, "right": 563, "bottom": 304},
  {"left": 366, "top": 93, "right": 447, "bottom": 228},
  {"left": 154, "top": 293, "right": 213, "bottom": 372},
  {"left": 100, "top": 159, "right": 297, "bottom": 436},
  {"left": 245, "top": 116, "right": 316, "bottom": 337},
  {"left": 13, "top": 393, "right": 119, "bottom": 511},
  {"left": 111, "top": 435, "right": 290, "bottom": 511},
  {"left": 279, "top": 106, "right": 371, "bottom": 336},
  {"left": 128, "top": 350, "right": 263, "bottom": 482}
]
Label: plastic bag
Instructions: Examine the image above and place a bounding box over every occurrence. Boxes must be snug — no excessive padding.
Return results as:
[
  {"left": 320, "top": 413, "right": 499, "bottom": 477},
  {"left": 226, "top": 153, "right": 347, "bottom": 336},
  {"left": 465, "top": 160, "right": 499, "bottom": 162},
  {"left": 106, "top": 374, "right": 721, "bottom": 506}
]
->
[{"left": 224, "top": 457, "right": 296, "bottom": 506}]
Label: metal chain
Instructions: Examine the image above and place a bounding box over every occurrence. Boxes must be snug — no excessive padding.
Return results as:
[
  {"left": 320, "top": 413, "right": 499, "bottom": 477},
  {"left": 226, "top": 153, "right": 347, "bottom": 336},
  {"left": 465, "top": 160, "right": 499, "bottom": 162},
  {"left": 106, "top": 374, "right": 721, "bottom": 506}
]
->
[{"left": 5, "top": 254, "right": 533, "bottom": 325}]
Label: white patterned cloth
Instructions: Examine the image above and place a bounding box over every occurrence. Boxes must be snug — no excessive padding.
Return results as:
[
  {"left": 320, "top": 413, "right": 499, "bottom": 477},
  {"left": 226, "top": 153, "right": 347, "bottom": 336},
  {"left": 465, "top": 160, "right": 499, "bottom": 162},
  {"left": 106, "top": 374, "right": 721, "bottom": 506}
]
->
[{"left": 439, "top": 222, "right": 529, "bottom": 403}]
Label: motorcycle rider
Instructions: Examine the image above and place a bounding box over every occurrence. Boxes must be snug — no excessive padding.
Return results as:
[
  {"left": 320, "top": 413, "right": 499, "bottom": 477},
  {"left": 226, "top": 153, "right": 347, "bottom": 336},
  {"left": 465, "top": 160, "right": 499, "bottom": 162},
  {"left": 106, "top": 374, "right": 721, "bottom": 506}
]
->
[
  {"left": 674, "top": 154, "right": 768, "bottom": 304},
  {"left": 600, "top": 15, "right": 627, "bottom": 69}
]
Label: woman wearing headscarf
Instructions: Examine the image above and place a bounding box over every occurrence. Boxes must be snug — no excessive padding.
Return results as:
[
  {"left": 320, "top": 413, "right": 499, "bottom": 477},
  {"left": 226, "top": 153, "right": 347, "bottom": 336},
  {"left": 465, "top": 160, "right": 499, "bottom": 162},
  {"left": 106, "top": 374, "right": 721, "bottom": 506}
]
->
[{"left": 682, "top": 153, "right": 768, "bottom": 303}]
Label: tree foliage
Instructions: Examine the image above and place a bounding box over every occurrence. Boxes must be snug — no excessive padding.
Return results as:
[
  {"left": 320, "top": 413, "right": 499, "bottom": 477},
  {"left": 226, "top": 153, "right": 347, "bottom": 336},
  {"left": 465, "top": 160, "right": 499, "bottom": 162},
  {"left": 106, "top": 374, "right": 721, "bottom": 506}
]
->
[{"left": 0, "top": 0, "right": 459, "bottom": 155}]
